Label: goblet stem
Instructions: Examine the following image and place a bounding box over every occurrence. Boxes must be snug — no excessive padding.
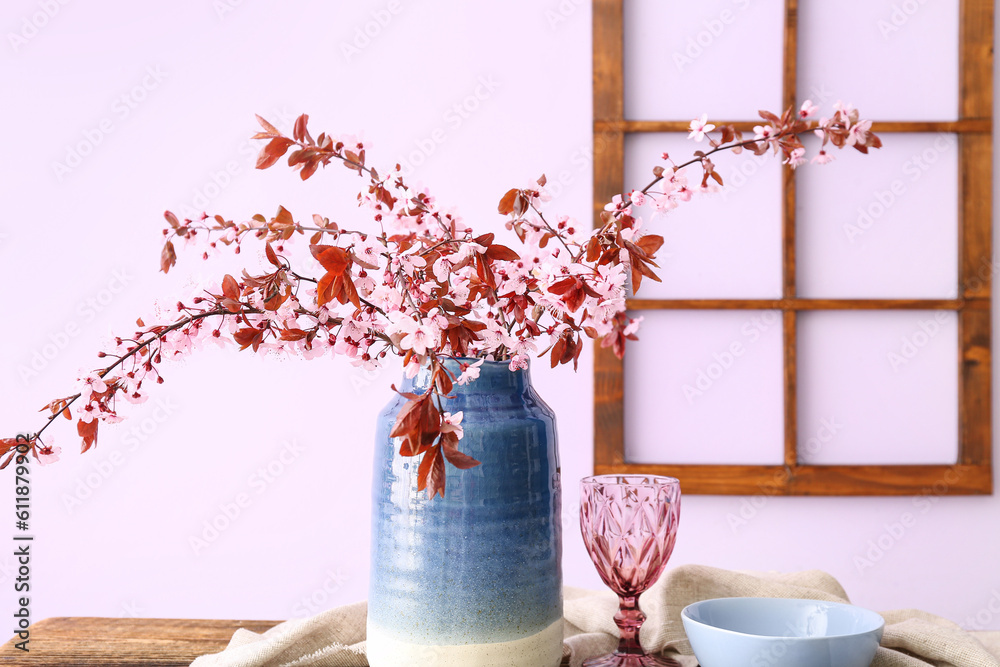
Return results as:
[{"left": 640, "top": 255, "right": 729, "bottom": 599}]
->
[{"left": 614, "top": 595, "right": 646, "bottom": 656}]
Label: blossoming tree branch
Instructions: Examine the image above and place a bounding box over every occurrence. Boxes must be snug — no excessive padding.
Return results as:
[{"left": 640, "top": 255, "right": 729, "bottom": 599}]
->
[{"left": 4, "top": 102, "right": 880, "bottom": 498}]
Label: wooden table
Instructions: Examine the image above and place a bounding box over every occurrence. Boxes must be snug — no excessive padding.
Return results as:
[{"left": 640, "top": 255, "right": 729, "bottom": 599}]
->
[
  {"left": 0, "top": 617, "right": 281, "bottom": 666},
  {"left": 0, "top": 618, "right": 577, "bottom": 665}
]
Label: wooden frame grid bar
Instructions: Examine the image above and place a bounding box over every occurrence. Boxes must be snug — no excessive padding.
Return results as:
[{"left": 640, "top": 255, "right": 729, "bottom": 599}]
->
[{"left": 592, "top": 0, "right": 993, "bottom": 495}]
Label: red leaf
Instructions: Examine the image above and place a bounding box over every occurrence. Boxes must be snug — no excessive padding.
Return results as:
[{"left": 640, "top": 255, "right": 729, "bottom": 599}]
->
[
  {"left": 316, "top": 272, "right": 339, "bottom": 307},
  {"left": 391, "top": 396, "right": 425, "bottom": 440},
  {"left": 221, "top": 297, "right": 242, "bottom": 313},
  {"left": 288, "top": 147, "right": 314, "bottom": 166},
  {"left": 758, "top": 110, "right": 781, "bottom": 124},
  {"left": 0, "top": 438, "right": 24, "bottom": 457},
  {"left": 548, "top": 276, "right": 577, "bottom": 295},
  {"left": 630, "top": 263, "right": 645, "bottom": 293},
  {"left": 442, "top": 441, "right": 480, "bottom": 470},
  {"left": 397, "top": 436, "right": 420, "bottom": 457},
  {"left": 343, "top": 150, "right": 365, "bottom": 172},
  {"left": 417, "top": 445, "right": 446, "bottom": 499},
  {"left": 300, "top": 158, "right": 320, "bottom": 180},
  {"left": 263, "top": 288, "right": 289, "bottom": 311},
  {"left": 273, "top": 205, "right": 294, "bottom": 228},
  {"left": 222, "top": 274, "right": 240, "bottom": 300},
  {"left": 550, "top": 337, "right": 567, "bottom": 368},
  {"left": 293, "top": 114, "right": 311, "bottom": 144},
  {"left": 586, "top": 237, "right": 601, "bottom": 262},
  {"left": 310, "top": 245, "right": 351, "bottom": 275},
  {"left": 0, "top": 451, "right": 17, "bottom": 470},
  {"left": 341, "top": 274, "right": 361, "bottom": 309},
  {"left": 78, "top": 419, "right": 99, "bottom": 453},
  {"left": 164, "top": 210, "right": 180, "bottom": 230},
  {"left": 233, "top": 328, "right": 261, "bottom": 351},
  {"left": 498, "top": 188, "right": 519, "bottom": 215},
  {"left": 265, "top": 243, "right": 282, "bottom": 268},
  {"left": 564, "top": 285, "right": 586, "bottom": 312},
  {"left": 257, "top": 137, "right": 294, "bottom": 170},
  {"left": 634, "top": 234, "right": 664, "bottom": 257},
  {"left": 160, "top": 241, "right": 176, "bottom": 274},
  {"left": 280, "top": 328, "right": 307, "bottom": 341},
  {"left": 255, "top": 114, "right": 281, "bottom": 135},
  {"left": 485, "top": 244, "right": 521, "bottom": 261},
  {"left": 435, "top": 368, "right": 454, "bottom": 395}
]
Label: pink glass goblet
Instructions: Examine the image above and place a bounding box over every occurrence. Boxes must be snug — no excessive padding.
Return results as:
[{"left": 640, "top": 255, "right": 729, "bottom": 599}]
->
[{"left": 579, "top": 475, "right": 681, "bottom": 667}]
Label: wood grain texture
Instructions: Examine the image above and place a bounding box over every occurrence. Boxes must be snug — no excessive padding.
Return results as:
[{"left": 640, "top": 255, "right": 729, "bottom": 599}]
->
[
  {"left": 592, "top": 463, "right": 993, "bottom": 496},
  {"left": 594, "top": 119, "right": 992, "bottom": 134},
  {"left": 592, "top": 0, "right": 627, "bottom": 474},
  {"left": 0, "top": 617, "right": 279, "bottom": 666},
  {"left": 955, "top": 0, "right": 993, "bottom": 487},
  {"left": 781, "top": 0, "right": 799, "bottom": 469},
  {"left": 625, "top": 298, "right": 979, "bottom": 311},
  {"left": 782, "top": 310, "right": 798, "bottom": 469},
  {"left": 960, "top": 308, "right": 992, "bottom": 474},
  {"left": 592, "top": 0, "right": 623, "bottom": 123},
  {"left": 0, "top": 618, "right": 574, "bottom": 666},
  {"left": 960, "top": 0, "right": 994, "bottom": 118}
]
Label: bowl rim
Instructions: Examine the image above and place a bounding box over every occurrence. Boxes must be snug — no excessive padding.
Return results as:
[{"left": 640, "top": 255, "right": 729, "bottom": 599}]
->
[{"left": 681, "top": 597, "right": 885, "bottom": 641}]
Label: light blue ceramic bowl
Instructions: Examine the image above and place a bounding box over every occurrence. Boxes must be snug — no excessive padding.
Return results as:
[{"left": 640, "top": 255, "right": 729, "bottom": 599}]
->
[{"left": 682, "top": 597, "right": 884, "bottom": 667}]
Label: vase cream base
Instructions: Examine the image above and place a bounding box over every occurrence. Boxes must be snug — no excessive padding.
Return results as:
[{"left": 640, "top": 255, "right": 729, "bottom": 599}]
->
[{"left": 366, "top": 618, "right": 564, "bottom": 667}]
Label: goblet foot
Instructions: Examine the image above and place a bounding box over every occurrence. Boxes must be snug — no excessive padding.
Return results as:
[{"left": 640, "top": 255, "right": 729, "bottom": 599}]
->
[{"left": 582, "top": 652, "right": 682, "bottom": 667}]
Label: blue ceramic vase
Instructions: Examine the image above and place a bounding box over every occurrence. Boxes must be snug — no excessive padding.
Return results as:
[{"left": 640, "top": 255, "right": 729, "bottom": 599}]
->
[{"left": 367, "top": 360, "right": 563, "bottom": 667}]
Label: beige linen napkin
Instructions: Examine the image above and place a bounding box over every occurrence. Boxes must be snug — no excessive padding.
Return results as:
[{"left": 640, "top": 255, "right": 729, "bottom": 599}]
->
[{"left": 191, "top": 564, "right": 1000, "bottom": 667}]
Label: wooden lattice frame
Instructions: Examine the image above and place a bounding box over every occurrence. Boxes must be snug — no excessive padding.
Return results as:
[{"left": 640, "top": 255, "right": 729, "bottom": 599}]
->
[{"left": 592, "top": 0, "right": 993, "bottom": 495}]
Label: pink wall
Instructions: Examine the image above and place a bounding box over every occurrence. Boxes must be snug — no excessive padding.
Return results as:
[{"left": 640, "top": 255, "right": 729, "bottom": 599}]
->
[{"left": 1, "top": 0, "right": 998, "bottom": 631}]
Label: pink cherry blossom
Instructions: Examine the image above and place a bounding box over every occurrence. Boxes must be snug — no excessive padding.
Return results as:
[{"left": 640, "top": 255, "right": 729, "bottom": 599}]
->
[
  {"left": 440, "top": 411, "right": 464, "bottom": 438},
  {"left": 650, "top": 193, "right": 679, "bottom": 214},
  {"left": 753, "top": 124, "right": 776, "bottom": 141},
  {"left": 456, "top": 359, "right": 484, "bottom": 385},
  {"left": 404, "top": 357, "right": 422, "bottom": 379},
  {"left": 799, "top": 100, "right": 819, "bottom": 119},
  {"left": 834, "top": 100, "right": 855, "bottom": 116},
  {"left": 388, "top": 313, "right": 440, "bottom": 356},
  {"left": 812, "top": 150, "right": 835, "bottom": 165},
  {"left": 630, "top": 190, "right": 647, "bottom": 207},
  {"left": 784, "top": 147, "right": 807, "bottom": 169},
  {"left": 36, "top": 444, "right": 61, "bottom": 466},
  {"left": 623, "top": 316, "right": 643, "bottom": 337},
  {"left": 509, "top": 353, "right": 529, "bottom": 371},
  {"left": 688, "top": 114, "right": 715, "bottom": 142},
  {"left": 846, "top": 119, "right": 873, "bottom": 147},
  {"left": 77, "top": 402, "right": 99, "bottom": 423},
  {"left": 123, "top": 390, "right": 149, "bottom": 405},
  {"left": 334, "top": 335, "right": 362, "bottom": 358},
  {"left": 79, "top": 373, "right": 107, "bottom": 399},
  {"left": 603, "top": 194, "right": 629, "bottom": 214},
  {"left": 352, "top": 235, "right": 383, "bottom": 268},
  {"left": 432, "top": 256, "right": 454, "bottom": 283}
]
